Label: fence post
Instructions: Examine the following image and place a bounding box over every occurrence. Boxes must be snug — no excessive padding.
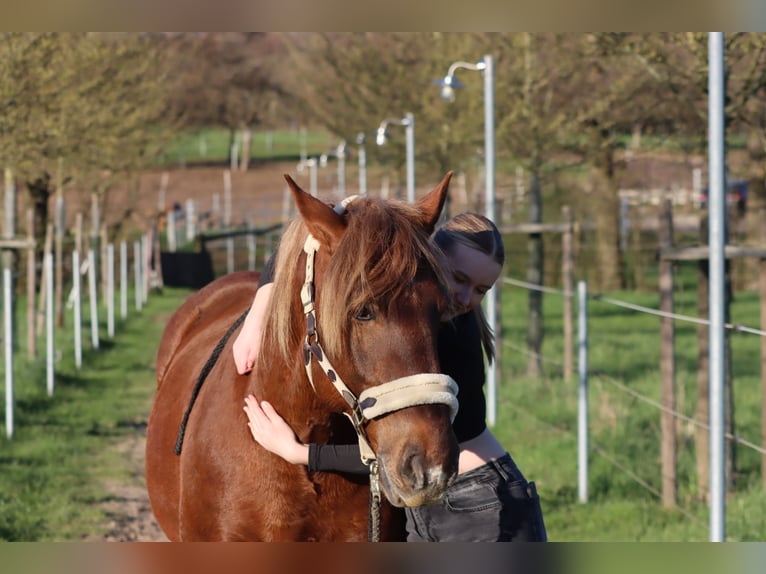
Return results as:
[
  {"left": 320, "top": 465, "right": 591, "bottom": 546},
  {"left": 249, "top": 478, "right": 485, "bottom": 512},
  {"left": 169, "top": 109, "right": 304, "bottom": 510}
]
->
[
  {"left": 4, "top": 267, "right": 14, "bottom": 439},
  {"left": 88, "top": 248, "right": 99, "bottom": 351},
  {"left": 224, "top": 170, "right": 234, "bottom": 274},
  {"left": 2, "top": 169, "right": 15, "bottom": 439},
  {"left": 578, "top": 280, "right": 589, "bottom": 503},
  {"left": 45, "top": 252, "right": 54, "bottom": 396},
  {"left": 562, "top": 206, "right": 574, "bottom": 381},
  {"left": 106, "top": 243, "right": 115, "bottom": 338},
  {"left": 73, "top": 250, "right": 82, "bottom": 369},
  {"left": 134, "top": 240, "right": 142, "bottom": 312},
  {"left": 120, "top": 241, "right": 128, "bottom": 320},
  {"left": 658, "top": 199, "right": 677, "bottom": 507},
  {"left": 185, "top": 199, "right": 196, "bottom": 242},
  {"left": 36, "top": 223, "right": 53, "bottom": 335}
]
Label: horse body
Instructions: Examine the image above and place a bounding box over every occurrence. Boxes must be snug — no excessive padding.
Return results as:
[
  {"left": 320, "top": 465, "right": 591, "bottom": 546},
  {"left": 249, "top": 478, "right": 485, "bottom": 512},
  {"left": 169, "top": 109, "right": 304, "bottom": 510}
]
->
[{"left": 146, "top": 174, "right": 458, "bottom": 541}]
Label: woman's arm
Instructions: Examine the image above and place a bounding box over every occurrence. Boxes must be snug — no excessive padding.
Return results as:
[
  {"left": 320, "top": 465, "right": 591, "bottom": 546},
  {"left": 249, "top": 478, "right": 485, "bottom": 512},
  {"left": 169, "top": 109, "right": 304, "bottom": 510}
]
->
[
  {"left": 233, "top": 252, "right": 276, "bottom": 375},
  {"left": 243, "top": 395, "right": 369, "bottom": 474}
]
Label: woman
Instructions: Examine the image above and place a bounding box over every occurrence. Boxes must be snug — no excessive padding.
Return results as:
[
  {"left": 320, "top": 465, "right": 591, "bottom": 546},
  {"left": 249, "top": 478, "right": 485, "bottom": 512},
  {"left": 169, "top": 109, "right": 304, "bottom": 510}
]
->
[{"left": 234, "top": 212, "right": 547, "bottom": 542}]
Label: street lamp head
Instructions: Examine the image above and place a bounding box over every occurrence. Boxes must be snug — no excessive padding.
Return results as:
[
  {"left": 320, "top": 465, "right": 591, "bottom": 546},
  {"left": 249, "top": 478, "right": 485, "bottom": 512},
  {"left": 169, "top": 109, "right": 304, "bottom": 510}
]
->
[
  {"left": 376, "top": 127, "right": 387, "bottom": 146},
  {"left": 440, "top": 83, "right": 456, "bottom": 102},
  {"left": 434, "top": 75, "right": 464, "bottom": 102}
]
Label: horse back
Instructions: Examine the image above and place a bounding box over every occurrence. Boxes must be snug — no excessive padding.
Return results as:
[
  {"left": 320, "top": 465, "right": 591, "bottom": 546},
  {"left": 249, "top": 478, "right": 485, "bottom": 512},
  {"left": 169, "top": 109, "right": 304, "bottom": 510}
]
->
[{"left": 155, "top": 271, "right": 260, "bottom": 387}]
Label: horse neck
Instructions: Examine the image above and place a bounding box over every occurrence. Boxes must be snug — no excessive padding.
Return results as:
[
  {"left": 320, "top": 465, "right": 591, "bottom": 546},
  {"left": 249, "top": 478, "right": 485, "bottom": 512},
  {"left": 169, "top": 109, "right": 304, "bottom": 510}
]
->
[{"left": 251, "top": 312, "right": 337, "bottom": 442}]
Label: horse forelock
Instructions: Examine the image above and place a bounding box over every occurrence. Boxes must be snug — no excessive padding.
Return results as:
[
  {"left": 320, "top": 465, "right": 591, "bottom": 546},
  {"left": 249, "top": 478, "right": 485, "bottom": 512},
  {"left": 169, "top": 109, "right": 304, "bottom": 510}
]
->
[
  {"left": 260, "top": 197, "right": 447, "bottom": 370},
  {"left": 320, "top": 198, "right": 446, "bottom": 358}
]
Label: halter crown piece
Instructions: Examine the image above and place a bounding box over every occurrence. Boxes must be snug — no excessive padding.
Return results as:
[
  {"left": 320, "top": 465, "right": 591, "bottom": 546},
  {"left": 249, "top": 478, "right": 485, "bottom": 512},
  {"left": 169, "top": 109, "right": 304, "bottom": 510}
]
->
[{"left": 300, "top": 196, "right": 459, "bottom": 464}]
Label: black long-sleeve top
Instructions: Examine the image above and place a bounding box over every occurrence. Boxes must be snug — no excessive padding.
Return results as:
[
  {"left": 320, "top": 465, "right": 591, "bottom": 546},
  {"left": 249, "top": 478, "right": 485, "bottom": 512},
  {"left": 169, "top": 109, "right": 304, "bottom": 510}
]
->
[{"left": 257, "top": 253, "right": 487, "bottom": 474}]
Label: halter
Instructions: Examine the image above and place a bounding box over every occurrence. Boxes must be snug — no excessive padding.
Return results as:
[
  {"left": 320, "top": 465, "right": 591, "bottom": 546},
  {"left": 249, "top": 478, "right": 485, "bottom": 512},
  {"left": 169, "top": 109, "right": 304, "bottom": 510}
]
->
[{"left": 300, "top": 196, "right": 459, "bottom": 540}]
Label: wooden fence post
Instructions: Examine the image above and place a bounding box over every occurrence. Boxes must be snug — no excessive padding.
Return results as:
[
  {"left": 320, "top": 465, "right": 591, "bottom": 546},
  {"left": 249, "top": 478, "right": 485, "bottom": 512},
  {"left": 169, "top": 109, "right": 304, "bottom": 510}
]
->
[
  {"left": 696, "top": 216, "right": 710, "bottom": 502},
  {"left": 562, "top": 206, "right": 574, "bottom": 382},
  {"left": 36, "top": 223, "right": 53, "bottom": 336},
  {"left": 658, "top": 199, "right": 677, "bottom": 507}
]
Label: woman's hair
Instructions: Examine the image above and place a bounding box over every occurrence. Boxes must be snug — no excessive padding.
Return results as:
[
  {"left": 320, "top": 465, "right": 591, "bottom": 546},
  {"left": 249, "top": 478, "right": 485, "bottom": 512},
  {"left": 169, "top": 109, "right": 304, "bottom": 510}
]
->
[{"left": 433, "top": 212, "right": 504, "bottom": 362}]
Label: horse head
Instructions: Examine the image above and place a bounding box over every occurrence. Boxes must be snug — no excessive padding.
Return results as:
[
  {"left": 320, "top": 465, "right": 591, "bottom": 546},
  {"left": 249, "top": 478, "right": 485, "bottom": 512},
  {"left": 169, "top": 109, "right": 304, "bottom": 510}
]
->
[{"left": 257, "top": 172, "right": 459, "bottom": 508}]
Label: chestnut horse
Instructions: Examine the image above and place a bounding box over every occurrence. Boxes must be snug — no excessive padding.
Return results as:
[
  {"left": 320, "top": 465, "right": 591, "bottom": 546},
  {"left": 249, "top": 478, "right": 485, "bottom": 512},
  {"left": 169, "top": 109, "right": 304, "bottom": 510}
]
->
[{"left": 145, "top": 173, "right": 460, "bottom": 541}]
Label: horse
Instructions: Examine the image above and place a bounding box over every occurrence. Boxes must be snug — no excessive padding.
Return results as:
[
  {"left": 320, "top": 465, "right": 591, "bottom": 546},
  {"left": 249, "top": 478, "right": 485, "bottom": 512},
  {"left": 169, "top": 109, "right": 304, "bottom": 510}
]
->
[{"left": 145, "top": 172, "right": 460, "bottom": 541}]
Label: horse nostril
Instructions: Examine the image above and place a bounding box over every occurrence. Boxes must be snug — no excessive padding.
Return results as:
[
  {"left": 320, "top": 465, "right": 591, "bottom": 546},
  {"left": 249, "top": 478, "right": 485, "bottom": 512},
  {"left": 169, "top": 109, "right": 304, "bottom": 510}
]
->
[{"left": 399, "top": 446, "right": 428, "bottom": 491}]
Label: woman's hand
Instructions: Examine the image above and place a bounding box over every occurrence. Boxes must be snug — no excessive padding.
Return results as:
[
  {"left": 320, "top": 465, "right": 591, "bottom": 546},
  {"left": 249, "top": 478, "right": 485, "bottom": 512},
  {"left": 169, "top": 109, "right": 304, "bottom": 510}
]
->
[
  {"left": 243, "top": 394, "right": 309, "bottom": 466},
  {"left": 232, "top": 322, "right": 260, "bottom": 374},
  {"left": 233, "top": 284, "right": 273, "bottom": 374}
]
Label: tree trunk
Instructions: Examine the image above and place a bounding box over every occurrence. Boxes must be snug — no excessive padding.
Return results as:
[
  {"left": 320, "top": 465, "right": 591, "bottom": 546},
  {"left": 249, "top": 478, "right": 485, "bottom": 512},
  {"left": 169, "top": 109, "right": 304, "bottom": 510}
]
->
[
  {"left": 25, "top": 173, "right": 52, "bottom": 287},
  {"left": 590, "top": 161, "right": 623, "bottom": 291},
  {"left": 743, "top": 119, "right": 766, "bottom": 288}
]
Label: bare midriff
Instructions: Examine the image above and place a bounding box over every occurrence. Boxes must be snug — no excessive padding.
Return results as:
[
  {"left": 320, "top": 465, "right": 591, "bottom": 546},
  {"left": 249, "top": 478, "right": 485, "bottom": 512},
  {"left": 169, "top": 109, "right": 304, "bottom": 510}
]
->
[{"left": 457, "top": 427, "right": 507, "bottom": 474}]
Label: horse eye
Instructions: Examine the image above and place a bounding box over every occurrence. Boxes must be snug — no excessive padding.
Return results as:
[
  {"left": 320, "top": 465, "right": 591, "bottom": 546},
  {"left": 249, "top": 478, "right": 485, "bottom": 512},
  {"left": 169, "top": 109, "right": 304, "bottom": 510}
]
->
[{"left": 354, "top": 306, "right": 376, "bottom": 322}]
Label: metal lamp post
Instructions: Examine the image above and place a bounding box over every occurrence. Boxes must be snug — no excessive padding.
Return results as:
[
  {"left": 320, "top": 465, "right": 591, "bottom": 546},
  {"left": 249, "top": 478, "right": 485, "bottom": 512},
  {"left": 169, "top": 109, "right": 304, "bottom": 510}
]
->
[
  {"left": 336, "top": 141, "right": 347, "bottom": 198},
  {"left": 376, "top": 113, "right": 415, "bottom": 202},
  {"left": 438, "top": 55, "right": 496, "bottom": 426},
  {"left": 357, "top": 132, "right": 367, "bottom": 196},
  {"left": 297, "top": 157, "right": 319, "bottom": 197}
]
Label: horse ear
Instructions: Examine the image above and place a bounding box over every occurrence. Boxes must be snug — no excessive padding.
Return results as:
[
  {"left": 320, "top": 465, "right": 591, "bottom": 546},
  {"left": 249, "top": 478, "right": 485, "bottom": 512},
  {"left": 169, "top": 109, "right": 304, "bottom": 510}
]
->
[
  {"left": 284, "top": 174, "right": 347, "bottom": 248},
  {"left": 416, "top": 171, "right": 453, "bottom": 234}
]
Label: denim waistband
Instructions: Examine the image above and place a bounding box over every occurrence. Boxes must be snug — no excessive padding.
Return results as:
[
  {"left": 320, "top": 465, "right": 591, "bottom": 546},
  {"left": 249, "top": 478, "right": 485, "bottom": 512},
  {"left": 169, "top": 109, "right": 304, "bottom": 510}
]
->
[{"left": 453, "top": 452, "right": 526, "bottom": 485}]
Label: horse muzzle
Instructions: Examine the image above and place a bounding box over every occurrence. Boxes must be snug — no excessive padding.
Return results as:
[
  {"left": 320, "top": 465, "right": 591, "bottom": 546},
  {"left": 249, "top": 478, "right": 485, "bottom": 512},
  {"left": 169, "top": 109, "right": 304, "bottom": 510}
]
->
[{"left": 377, "top": 441, "right": 459, "bottom": 508}]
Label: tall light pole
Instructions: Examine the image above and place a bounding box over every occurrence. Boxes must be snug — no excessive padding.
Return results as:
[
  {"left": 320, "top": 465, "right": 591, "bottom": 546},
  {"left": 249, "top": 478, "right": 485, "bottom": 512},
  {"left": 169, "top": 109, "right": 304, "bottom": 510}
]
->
[
  {"left": 336, "top": 140, "right": 347, "bottom": 198},
  {"left": 708, "top": 31, "right": 726, "bottom": 544},
  {"left": 356, "top": 132, "right": 367, "bottom": 196},
  {"left": 438, "top": 55, "right": 497, "bottom": 426},
  {"left": 376, "top": 113, "right": 415, "bottom": 202},
  {"left": 297, "top": 157, "right": 318, "bottom": 197}
]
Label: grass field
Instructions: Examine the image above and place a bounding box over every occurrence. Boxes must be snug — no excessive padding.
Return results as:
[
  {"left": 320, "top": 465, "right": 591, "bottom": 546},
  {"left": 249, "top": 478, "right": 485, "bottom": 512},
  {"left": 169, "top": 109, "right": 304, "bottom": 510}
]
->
[
  {"left": 158, "top": 127, "right": 333, "bottom": 167},
  {"left": 495, "top": 265, "right": 766, "bottom": 541},
  {"left": 1, "top": 256, "right": 764, "bottom": 541},
  {"left": 0, "top": 285, "right": 191, "bottom": 541}
]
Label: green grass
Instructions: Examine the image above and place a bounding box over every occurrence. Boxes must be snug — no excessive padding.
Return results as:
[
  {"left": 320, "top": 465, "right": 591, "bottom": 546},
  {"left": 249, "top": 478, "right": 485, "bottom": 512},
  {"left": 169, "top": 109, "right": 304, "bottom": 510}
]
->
[
  {"left": 156, "top": 127, "right": 333, "bottom": 167},
  {"left": 0, "top": 286, "right": 192, "bottom": 541},
  {"left": 494, "top": 265, "right": 766, "bottom": 541}
]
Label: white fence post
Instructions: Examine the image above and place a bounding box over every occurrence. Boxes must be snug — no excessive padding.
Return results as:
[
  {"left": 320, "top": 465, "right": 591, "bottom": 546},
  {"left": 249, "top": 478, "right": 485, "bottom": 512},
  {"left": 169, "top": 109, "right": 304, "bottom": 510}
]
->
[
  {"left": 88, "top": 249, "right": 99, "bottom": 351},
  {"left": 4, "top": 267, "right": 14, "bottom": 438},
  {"left": 73, "top": 250, "right": 82, "bottom": 369},
  {"left": 134, "top": 241, "right": 142, "bottom": 312},
  {"left": 578, "top": 280, "right": 589, "bottom": 503},
  {"left": 120, "top": 241, "right": 128, "bottom": 320},
  {"left": 45, "top": 252, "right": 54, "bottom": 396},
  {"left": 106, "top": 243, "right": 114, "bottom": 338}
]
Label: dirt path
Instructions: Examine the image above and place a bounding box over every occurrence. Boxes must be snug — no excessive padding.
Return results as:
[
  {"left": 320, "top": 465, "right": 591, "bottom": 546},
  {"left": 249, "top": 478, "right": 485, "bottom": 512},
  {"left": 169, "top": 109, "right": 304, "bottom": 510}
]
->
[{"left": 87, "top": 431, "right": 169, "bottom": 542}]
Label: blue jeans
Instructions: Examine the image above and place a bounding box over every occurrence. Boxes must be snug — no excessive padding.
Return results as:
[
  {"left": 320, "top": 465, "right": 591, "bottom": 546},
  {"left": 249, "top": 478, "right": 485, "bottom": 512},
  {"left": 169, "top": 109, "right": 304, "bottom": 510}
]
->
[{"left": 404, "top": 453, "right": 547, "bottom": 542}]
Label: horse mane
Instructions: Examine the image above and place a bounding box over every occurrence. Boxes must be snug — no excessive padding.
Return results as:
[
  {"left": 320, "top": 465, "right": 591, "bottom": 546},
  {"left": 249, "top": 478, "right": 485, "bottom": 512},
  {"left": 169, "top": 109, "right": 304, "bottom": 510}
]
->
[{"left": 260, "top": 196, "right": 448, "bottom": 368}]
